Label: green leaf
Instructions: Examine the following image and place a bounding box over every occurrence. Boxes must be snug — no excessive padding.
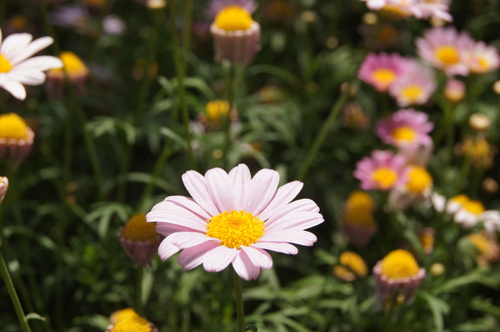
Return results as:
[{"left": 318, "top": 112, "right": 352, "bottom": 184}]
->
[
  {"left": 25, "top": 313, "right": 46, "bottom": 321},
  {"left": 419, "top": 291, "right": 450, "bottom": 331}
]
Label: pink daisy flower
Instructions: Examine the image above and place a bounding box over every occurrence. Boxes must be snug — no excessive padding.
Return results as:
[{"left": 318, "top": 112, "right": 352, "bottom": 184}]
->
[
  {"left": 146, "top": 164, "right": 324, "bottom": 280},
  {"left": 358, "top": 53, "right": 411, "bottom": 92},
  {"left": 466, "top": 41, "right": 500, "bottom": 74},
  {"left": 389, "top": 61, "right": 436, "bottom": 107},
  {"left": 410, "top": 0, "right": 452, "bottom": 22},
  {"left": 354, "top": 150, "right": 409, "bottom": 191},
  {"left": 361, "top": 0, "right": 389, "bottom": 10},
  {"left": 207, "top": 0, "right": 257, "bottom": 17},
  {"left": 376, "top": 108, "right": 434, "bottom": 148},
  {"left": 416, "top": 27, "right": 474, "bottom": 76}
]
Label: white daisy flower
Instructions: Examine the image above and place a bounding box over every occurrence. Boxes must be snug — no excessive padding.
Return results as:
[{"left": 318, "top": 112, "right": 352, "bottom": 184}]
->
[{"left": 0, "top": 28, "right": 63, "bottom": 100}]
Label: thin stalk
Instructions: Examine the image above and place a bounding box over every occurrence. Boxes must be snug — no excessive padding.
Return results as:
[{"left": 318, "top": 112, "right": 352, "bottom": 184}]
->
[
  {"left": 296, "top": 89, "right": 350, "bottom": 181},
  {"left": 232, "top": 269, "right": 245, "bottom": 332},
  {"left": 136, "top": 266, "right": 144, "bottom": 315},
  {"left": 0, "top": 249, "right": 32, "bottom": 332},
  {"left": 443, "top": 102, "right": 455, "bottom": 177}
]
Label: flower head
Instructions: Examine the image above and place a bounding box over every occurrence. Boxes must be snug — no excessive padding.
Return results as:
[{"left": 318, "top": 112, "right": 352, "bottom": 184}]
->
[
  {"left": 444, "top": 79, "right": 465, "bottom": 103},
  {"left": 0, "top": 28, "right": 63, "bottom": 100},
  {"left": 333, "top": 251, "right": 368, "bottom": 281},
  {"left": 47, "top": 51, "right": 89, "bottom": 98},
  {"left": 389, "top": 62, "right": 437, "bottom": 106},
  {"left": 358, "top": 53, "right": 410, "bottom": 92},
  {"left": 147, "top": 164, "right": 323, "bottom": 280},
  {"left": 354, "top": 150, "right": 409, "bottom": 191},
  {"left": 416, "top": 27, "right": 474, "bottom": 76},
  {"left": 376, "top": 108, "right": 434, "bottom": 149},
  {"left": 119, "top": 213, "right": 161, "bottom": 267},
  {"left": 340, "top": 191, "right": 377, "bottom": 246},
  {"left": 207, "top": 0, "right": 257, "bottom": 18},
  {"left": 388, "top": 165, "right": 432, "bottom": 211},
  {"left": 106, "top": 308, "right": 158, "bottom": 332},
  {"left": 0, "top": 113, "right": 34, "bottom": 166},
  {"left": 466, "top": 41, "right": 500, "bottom": 74}
]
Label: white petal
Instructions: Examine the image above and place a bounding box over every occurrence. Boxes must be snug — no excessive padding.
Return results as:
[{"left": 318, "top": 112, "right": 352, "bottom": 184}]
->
[
  {"left": 241, "top": 246, "right": 273, "bottom": 269},
  {"left": 1, "top": 33, "right": 33, "bottom": 60},
  {"left": 156, "top": 223, "right": 202, "bottom": 237},
  {"left": 259, "top": 181, "right": 303, "bottom": 221},
  {"left": 147, "top": 202, "right": 207, "bottom": 232},
  {"left": 265, "top": 199, "right": 320, "bottom": 227},
  {"left": 178, "top": 241, "right": 220, "bottom": 270},
  {"left": 182, "top": 170, "right": 219, "bottom": 216},
  {"left": 205, "top": 167, "right": 233, "bottom": 212},
  {"left": 229, "top": 164, "right": 251, "bottom": 211},
  {"left": 260, "top": 230, "right": 317, "bottom": 246},
  {"left": 169, "top": 232, "right": 215, "bottom": 249},
  {"left": 14, "top": 56, "right": 63, "bottom": 71},
  {"left": 0, "top": 79, "right": 26, "bottom": 100},
  {"left": 232, "top": 250, "right": 261, "bottom": 280},
  {"left": 10, "top": 36, "right": 54, "bottom": 65},
  {"left": 163, "top": 195, "right": 212, "bottom": 220},
  {"left": 252, "top": 242, "right": 298, "bottom": 255},
  {"left": 242, "top": 169, "right": 280, "bottom": 215},
  {"left": 7, "top": 70, "right": 45, "bottom": 85},
  {"left": 158, "top": 237, "right": 181, "bottom": 261},
  {"left": 202, "top": 246, "right": 238, "bottom": 272},
  {"left": 265, "top": 211, "right": 324, "bottom": 232}
]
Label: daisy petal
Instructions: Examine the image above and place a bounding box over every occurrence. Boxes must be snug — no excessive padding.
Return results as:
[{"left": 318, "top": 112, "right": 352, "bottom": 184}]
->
[
  {"left": 229, "top": 164, "right": 251, "bottom": 210},
  {"left": 266, "top": 211, "right": 324, "bottom": 232},
  {"left": 252, "top": 242, "right": 299, "bottom": 255},
  {"left": 7, "top": 70, "right": 46, "bottom": 85},
  {"left": 203, "top": 246, "right": 238, "bottom": 272},
  {"left": 205, "top": 167, "right": 233, "bottom": 212},
  {"left": 232, "top": 250, "right": 261, "bottom": 280},
  {"left": 147, "top": 202, "right": 207, "bottom": 232},
  {"left": 260, "top": 230, "right": 318, "bottom": 246},
  {"left": 182, "top": 170, "right": 219, "bottom": 216},
  {"left": 163, "top": 196, "right": 212, "bottom": 220},
  {"left": 14, "top": 56, "right": 63, "bottom": 71},
  {"left": 178, "top": 241, "right": 220, "bottom": 270},
  {"left": 0, "top": 79, "right": 26, "bottom": 100},
  {"left": 1, "top": 33, "right": 33, "bottom": 60},
  {"left": 158, "top": 237, "right": 181, "bottom": 261},
  {"left": 10, "top": 37, "right": 55, "bottom": 65},
  {"left": 169, "top": 232, "right": 215, "bottom": 249},
  {"left": 259, "top": 181, "right": 303, "bottom": 221},
  {"left": 243, "top": 169, "right": 280, "bottom": 215},
  {"left": 241, "top": 246, "right": 273, "bottom": 269},
  {"left": 265, "top": 199, "right": 320, "bottom": 227}
]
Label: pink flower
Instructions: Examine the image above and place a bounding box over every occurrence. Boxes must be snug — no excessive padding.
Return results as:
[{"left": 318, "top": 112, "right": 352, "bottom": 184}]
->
[
  {"left": 358, "top": 53, "right": 410, "bottom": 92},
  {"left": 389, "top": 61, "right": 436, "bottom": 107},
  {"left": 376, "top": 108, "right": 434, "bottom": 148},
  {"left": 207, "top": 0, "right": 257, "bottom": 18},
  {"left": 416, "top": 27, "right": 474, "bottom": 76},
  {"left": 354, "top": 150, "right": 409, "bottom": 191},
  {"left": 444, "top": 79, "right": 465, "bottom": 103},
  {"left": 466, "top": 41, "right": 500, "bottom": 74},
  {"left": 409, "top": 0, "right": 452, "bottom": 22},
  {"left": 147, "top": 164, "right": 324, "bottom": 280}
]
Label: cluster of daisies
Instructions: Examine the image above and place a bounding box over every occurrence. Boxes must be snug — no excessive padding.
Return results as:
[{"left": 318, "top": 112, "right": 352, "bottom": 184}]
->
[
  {"left": 361, "top": 0, "right": 452, "bottom": 22},
  {"left": 359, "top": 27, "right": 499, "bottom": 107}
]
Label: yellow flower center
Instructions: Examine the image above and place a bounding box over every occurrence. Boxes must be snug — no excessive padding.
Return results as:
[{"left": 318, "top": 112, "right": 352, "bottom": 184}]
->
[
  {"left": 110, "top": 308, "right": 139, "bottom": 324},
  {"left": 372, "top": 167, "right": 398, "bottom": 189},
  {"left": 111, "top": 315, "right": 152, "bottom": 332},
  {"left": 463, "top": 201, "right": 485, "bottom": 215},
  {"left": 371, "top": 68, "right": 396, "bottom": 88},
  {"left": 406, "top": 166, "right": 432, "bottom": 193},
  {"left": 206, "top": 210, "right": 265, "bottom": 249},
  {"left": 50, "top": 51, "right": 88, "bottom": 77},
  {"left": 206, "top": 100, "right": 230, "bottom": 121},
  {"left": 334, "top": 251, "right": 368, "bottom": 281},
  {"left": 435, "top": 45, "right": 460, "bottom": 66},
  {"left": 380, "top": 249, "right": 420, "bottom": 280},
  {"left": 450, "top": 194, "right": 469, "bottom": 206},
  {"left": 0, "top": 113, "right": 30, "bottom": 141},
  {"left": 391, "top": 126, "right": 416, "bottom": 143},
  {"left": 400, "top": 85, "right": 423, "bottom": 103},
  {"left": 346, "top": 190, "right": 376, "bottom": 211},
  {"left": 475, "top": 56, "right": 490, "bottom": 72},
  {"left": 342, "top": 208, "right": 376, "bottom": 228},
  {"left": 462, "top": 137, "right": 490, "bottom": 159},
  {"left": 419, "top": 231, "right": 434, "bottom": 252},
  {"left": 121, "top": 213, "right": 159, "bottom": 243},
  {"left": 468, "top": 234, "right": 489, "bottom": 255},
  {"left": 214, "top": 6, "right": 254, "bottom": 32},
  {"left": 0, "top": 54, "right": 13, "bottom": 73}
]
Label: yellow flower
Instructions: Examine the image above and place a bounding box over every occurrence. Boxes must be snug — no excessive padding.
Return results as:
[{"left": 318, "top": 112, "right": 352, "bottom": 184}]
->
[
  {"left": 333, "top": 251, "right": 368, "bottom": 281},
  {"left": 380, "top": 249, "right": 420, "bottom": 280}
]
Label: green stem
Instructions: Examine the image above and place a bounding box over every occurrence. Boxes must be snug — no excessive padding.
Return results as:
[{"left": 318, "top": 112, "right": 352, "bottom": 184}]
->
[
  {"left": 443, "top": 102, "right": 455, "bottom": 177},
  {"left": 0, "top": 249, "right": 32, "bottom": 332},
  {"left": 232, "top": 269, "right": 245, "bottom": 332},
  {"left": 296, "top": 88, "right": 350, "bottom": 181},
  {"left": 136, "top": 266, "right": 144, "bottom": 315}
]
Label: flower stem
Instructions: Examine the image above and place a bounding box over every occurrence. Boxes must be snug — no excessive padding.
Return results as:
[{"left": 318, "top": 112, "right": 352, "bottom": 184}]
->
[
  {"left": 296, "top": 87, "right": 350, "bottom": 181},
  {"left": 0, "top": 249, "right": 32, "bottom": 332},
  {"left": 136, "top": 266, "right": 144, "bottom": 315},
  {"left": 232, "top": 269, "right": 245, "bottom": 332}
]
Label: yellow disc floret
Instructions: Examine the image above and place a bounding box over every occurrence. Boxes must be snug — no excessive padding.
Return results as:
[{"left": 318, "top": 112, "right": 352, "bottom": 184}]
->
[
  {"left": 372, "top": 68, "right": 396, "bottom": 88},
  {"left": 380, "top": 249, "right": 420, "bottom": 280},
  {"left": 450, "top": 194, "right": 469, "bottom": 206},
  {"left": 372, "top": 167, "right": 398, "bottom": 189},
  {"left": 406, "top": 166, "right": 432, "bottom": 193},
  {"left": 468, "top": 233, "right": 489, "bottom": 255},
  {"left": 345, "top": 190, "right": 376, "bottom": 211},
  {"left": 121, "top": 213, "right": 158, "bottom": 243},
  {"left": 342, "top": 208, "right": 376, "bottom": 229},
  {"left": 0, "top": 113, "right": 30, "bottom": 141},
  {"left": 333, "top": 251, "right": 368, "bottom": 281},
  {"left": 206, "top": 100, "right": 230, "bottom": 121},
  {"left": 400, "top": 85, "right": 424, "bottom": 102},
  {"left": 50, "top": 51, "right": 88, "bottom": 78},
  {"left": 111, "top": 315, "right": 152, "bottom": 332},
  {"left": 435, "top": 45, "right": 460, "bottom": 66},
  {"left": 110, "top": 308, "right": 139, "bottom": 324},
  {"left": 214, "top": 6, "right": 254, "bottom": 32},
  {"left": 206, "top": 210, "right": 264, "bottom": 249},
  {"left": 392, "top": 126, "right": 417, "bottom": 143},
  {"left": 463, "top": 201, "right": 485, "bottom": 215},
  {"left": 0, "top": 54, "right": 13, "bottom": 73}
]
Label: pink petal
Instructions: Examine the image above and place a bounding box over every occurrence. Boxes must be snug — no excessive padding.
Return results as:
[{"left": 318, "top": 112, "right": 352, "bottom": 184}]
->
[
  {"left": 163, "top": 195, "right": 212, "bottom": 220},
  {"left": 178, "top": 241, "right": 220, "bottom": 270},
  {"left": 205, "top": 167, "right": 234, "bottom": 212},
  {"left": 265, "top": 211, "right": 324, "bottom": 232},
  {"left": 242, "top": 169, "right": 280, "bottom": 215},
  {"left": 229, "top": 164, "right": 251, "bottom": 211},
  {"left": 232, "top": 250, "right": 261, "bottom": 280},
  {"left": 182, "top": 170, "right": 219, "bottom": 216},
  {"left": 202, "top": 246, "right": 238, "bottom": 272},
  {"left": 260, "top": 230, "right": 317, "bottom": 246},
  {"left": 156, "top": 223, "right": 202, "bottom": 237},
  {"left": 265, "top": 199, "right": 320, "bottom": 228},
  {"left": 259, "top": 181, "right": 303, "bottom": 221},
  {"left": 158, "top": 237, "right": 181, "bottom": 261},
  {"left": 147, "top": 202, "right": 207, "bottom": 232},
  {"left": 252, "top": 242, "right": 298, "bottom": 255},
  {"left": 241, "top": 246, "right": 273, "bottom": 269},
  {"left": 169, "top": 232, "right": 215, "bottom": 249}
]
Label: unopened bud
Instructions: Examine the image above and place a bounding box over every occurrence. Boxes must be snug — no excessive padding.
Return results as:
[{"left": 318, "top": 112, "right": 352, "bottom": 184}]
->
[
  {"left": 430, "top": 263, "right": 445, "bottom": 276},
  {"left": 469, "top": 113, "right": 491, "bottom": 132},
  {"left": 300, "top": 11, "right": 316, "bottom": 24},
  {"left": 482, "top": 177, "right": 498, "bottom": 194},
  {"left": 363, "top": 13, "right": 378, "bottom": 25},
  {"left": 147, "top": 0, "right": 166, "bottom": 9},
  {"left": 444, "top": 79, "right": 465, "bottom": 104}
]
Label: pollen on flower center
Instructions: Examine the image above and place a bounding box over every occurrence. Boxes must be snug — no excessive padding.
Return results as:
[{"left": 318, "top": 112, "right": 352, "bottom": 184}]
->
[
  {"left": 406, "top": 166, "right": 432, "bottom": 193},
  {"left": 372, "top": 68, "right": 396, "bottom": 87},
  {"left": 0, "top": 113, "right": 30, "bottom": 141},
  {"left": 111, "top": 315, "right": 153, "bottom": 332},
  {"left": 392, "top": 126, "right": 416, "bottom": 142},
  {"left": 463, "top": 201, "right": 485, "bottom": 215},
  {"left": 435, "top": 45, "right": 460, "bottom": 66},
  {"left": 121, "top": 213, "right": 159, "bottom": 243},
  {"left": 214, "top": 6, "right": 254, "bottom": 32},
  {"left": 50, "top": 51, "right": 88, "bottom": 77},
  {"left": 400, "top": 85, "right": 423, "bottom": 101},
  {"left": 206, "top": 210, "right": 265, "bottom": 249},
  {"left": 206, "top": 100, "right": 230, "bottom": 121},
  {"left": 380, "top": 249, "right": 420, "bottom": 280},
  {"left": 372, "top": 167, "right": 398, "bottom": 189},
  {"left": 450, "top": 194, "right": 469, "bottom": 206},
  {"left": 0, "top": 54, "right": 13, "bottom": 73}
]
